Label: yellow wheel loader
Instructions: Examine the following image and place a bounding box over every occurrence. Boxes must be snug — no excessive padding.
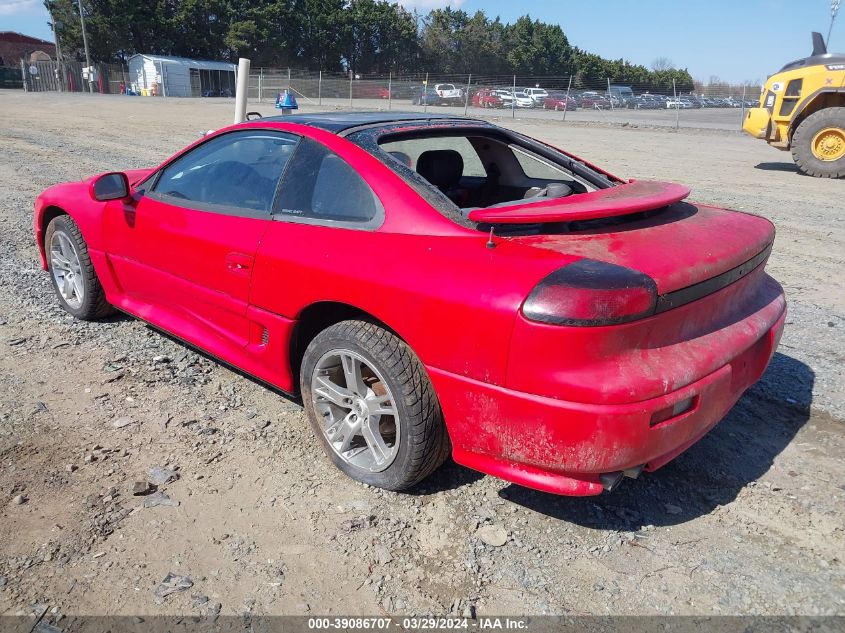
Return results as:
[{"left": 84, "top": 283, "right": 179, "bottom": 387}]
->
[{"left": 743, "top": 32, "right": 845, "bottom": 178}]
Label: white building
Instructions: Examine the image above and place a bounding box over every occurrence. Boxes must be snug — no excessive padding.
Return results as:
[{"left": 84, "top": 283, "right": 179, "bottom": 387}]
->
[{"left": 127, "top": 54, "right": 236, "bottom": 97}]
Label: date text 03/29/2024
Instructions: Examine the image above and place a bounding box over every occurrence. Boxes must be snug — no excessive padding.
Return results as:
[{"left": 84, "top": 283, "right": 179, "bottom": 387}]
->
[{"left": 307, "top": 617, "right": 528, "bottom": 630}]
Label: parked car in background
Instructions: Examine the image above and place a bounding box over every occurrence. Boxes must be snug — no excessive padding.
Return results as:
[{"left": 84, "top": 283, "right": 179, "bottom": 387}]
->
[
  {"left": 434, "top": 83, "right": 463, "bottom": 105},
  {"left": 635, "top": 94, "right": 668, "bottom": 109},
  {"left": 495, "top": 90, "right": 534, "bottom": 108},
  {"left": 521, "top": 87, "right": 548, "bottom": 106},
  {"left": 666, "top": 98, "right": 694, "bottom": 109},
  {"left": 410, "top": 87, "right": 439, "bottom": 106},
  {"left": 578, "top": 93, "right": 611, "bottom": 109},
  {"left": 608, "top": 85, "right": 636, "bottom": 108},
  {"left": 472, "top": 88, "right": 504, "bottom": 108},
  {"left": 543, "top": 92, "right": 577, "bottom": 111}
]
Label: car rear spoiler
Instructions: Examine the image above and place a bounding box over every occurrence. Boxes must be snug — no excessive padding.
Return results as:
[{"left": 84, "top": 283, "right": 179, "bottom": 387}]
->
[{"left": 466, "top": 180, "right": 691, "bottom": 224}]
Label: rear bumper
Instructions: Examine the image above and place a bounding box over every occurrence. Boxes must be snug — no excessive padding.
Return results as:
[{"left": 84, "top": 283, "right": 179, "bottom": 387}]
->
[{"left": 429, "top": 308, "right": 786, "bottom": 496}]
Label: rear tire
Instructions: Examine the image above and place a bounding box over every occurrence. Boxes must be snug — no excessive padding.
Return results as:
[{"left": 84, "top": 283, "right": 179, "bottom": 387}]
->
[
  {"left": 791, "top": 107, "right": 845, "bottom": 178},
  {"left": 44, "top": 215, "right": 114, "bottom": 320},
  {"left": 301, "top": 320, "right": 450, "bottom": 491}
]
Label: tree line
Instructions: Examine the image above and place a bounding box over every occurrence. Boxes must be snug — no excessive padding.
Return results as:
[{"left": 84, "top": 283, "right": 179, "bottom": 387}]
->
[{"left": 45, "top": 0, "right": 694, "bottom": 90}]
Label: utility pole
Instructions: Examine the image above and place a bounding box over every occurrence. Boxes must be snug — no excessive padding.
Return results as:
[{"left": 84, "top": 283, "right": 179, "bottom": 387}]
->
[
  {"left": 830, "top": 0, "right": 841, "bottom": 49},
  {"left": 49, "top": 11, "right": 64, "bottom": 91},
  {"left": 78, "top": 0, "right": 94, "bottom": 93}
]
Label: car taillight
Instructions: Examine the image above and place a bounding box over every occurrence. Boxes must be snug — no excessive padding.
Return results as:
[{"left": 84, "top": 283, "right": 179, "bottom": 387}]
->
[{"left": 522, "top": 259, "right": 658, "bottom": 326}]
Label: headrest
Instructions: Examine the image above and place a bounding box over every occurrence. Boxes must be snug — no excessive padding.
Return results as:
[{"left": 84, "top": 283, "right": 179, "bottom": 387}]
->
[{"left": 416, "top": 149, "right": 464, "bottom": 189}]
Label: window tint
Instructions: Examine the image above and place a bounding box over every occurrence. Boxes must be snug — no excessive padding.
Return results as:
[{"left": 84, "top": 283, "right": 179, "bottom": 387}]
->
[
  {"left": 275, "top": 139, "right": 380, "bottom": 224},
  {"left": 380, "top": 137, "right": 486, "bottom": 178},
  {"left": 153, "top": 130, "right": 298, "bottom": 214}
]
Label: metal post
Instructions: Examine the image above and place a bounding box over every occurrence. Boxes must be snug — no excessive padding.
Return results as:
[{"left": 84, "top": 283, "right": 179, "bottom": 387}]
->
[
  {"left": 562, "top": 75, "right": 573, "bottom": 121},
  {"left": 234, "top": 57, "right": 250, "bottom": 124},
  {"left": 349, "top": 72, "right": 354, "bottom": 108},
  {"left": 318, "top": 70, "right": 322, "bottom": 106},
  {"left": 77, "top": 0, "right": 94, "bottom": 93},
  {"left": 387, "top": 72, "right": 392, "bottom": 110},
  {"left": 423, "top": 72, "right": 429, "bottom": 113},
  {"left": 740, "top": 84, "right": 747, "bottom": 130},
  {"left": 50, "top": 12, "right": 64, "bottom": 91},
  {"left": 512, "top": 74, "right": 516, "bottom": 118},
  {"left": 159, "top": 61, "right": 166, "bottom": 97},
  {"left": 258, "top": 67, "right": 263, "bottom": 103},
  {"left": 607, "top": 77, "right": 614, "bottom": 110},
  {"left": 21, "top": 59, "right": 28, "bottom": 92},
  {"left": 463, "top": 73, "right": 472, "bottom": 115},
  {"left": 673, "top": 79, "right": 679, "bottom": 130}
]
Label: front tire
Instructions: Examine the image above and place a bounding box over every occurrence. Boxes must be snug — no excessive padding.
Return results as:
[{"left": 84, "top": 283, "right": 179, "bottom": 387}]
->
[
  {"left": 44, "top": 215, "right": 113, "bottom": 320},
  {"left": 791, "top": 107, "right": 845, "bottom": 178},
  {"left": 301, "top": 320, "right": 449, "bottom": 491}
]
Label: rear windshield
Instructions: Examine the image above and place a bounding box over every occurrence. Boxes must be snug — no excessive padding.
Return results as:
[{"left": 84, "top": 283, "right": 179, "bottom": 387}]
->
[{"left": 347, "top": 124, "right": 618, "bottom": 231}]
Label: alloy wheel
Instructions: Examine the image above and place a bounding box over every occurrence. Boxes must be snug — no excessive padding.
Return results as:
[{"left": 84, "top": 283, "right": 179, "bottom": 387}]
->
[
  {"left": 50, "top": 230, "right": 84, "bottom": 309},
  {"left": 310, "top": 349, "right": 400, "bottom": 473}
]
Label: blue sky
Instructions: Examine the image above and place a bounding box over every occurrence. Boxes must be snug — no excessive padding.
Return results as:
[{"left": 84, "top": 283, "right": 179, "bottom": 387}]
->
[{"left": 2, "top": 0, "right": 840, "bottom": 83}]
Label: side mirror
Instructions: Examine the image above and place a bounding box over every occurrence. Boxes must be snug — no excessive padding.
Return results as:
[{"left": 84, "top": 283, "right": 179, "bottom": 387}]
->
[{"left": 91, "top": 172, "right": 130, "bottom": 201}]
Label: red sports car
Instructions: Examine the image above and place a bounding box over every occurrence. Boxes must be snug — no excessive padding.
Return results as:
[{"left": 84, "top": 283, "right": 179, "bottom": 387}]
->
[{"left": 34, "top": 113, "right": 786, "bottom": 496}]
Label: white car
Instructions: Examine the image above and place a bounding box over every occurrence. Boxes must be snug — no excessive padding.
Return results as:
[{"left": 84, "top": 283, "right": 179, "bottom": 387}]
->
[
  {"left": 434, "top": 83, "right": 463, "bottom": 104},
  {"left": 495, "top": 90, "right": 533, "bottom": 108},
  {"left": 666, "top": 99, "right": 693, "bottom": 109},
  {"left": 521, "top": 87, "right": 548, "bottom": 105}
]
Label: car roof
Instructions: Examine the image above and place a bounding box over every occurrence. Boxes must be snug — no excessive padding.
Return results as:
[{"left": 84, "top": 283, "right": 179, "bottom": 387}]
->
[{"left": 260, "top": 111, "right": 474, "bottom": 134}]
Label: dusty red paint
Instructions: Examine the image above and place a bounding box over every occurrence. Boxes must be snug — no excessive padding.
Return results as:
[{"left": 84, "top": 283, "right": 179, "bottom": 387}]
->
[{"left": 33, "top": 116, "right": 787, "bottom": 496}]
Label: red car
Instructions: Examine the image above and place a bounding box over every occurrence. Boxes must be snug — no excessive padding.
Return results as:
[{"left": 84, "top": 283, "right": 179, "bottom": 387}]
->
[
  {"left": 472, "top": 88, "right": 504, "bottom": 109},
  {"left": 34, "top": 113, "right": 785, "bottom": 496},
  {"left": 543, "top": 93, "right": 578, "bottom": 111},
  {"left": 579, "top": 94, "right": 611, "bottom": 109}
]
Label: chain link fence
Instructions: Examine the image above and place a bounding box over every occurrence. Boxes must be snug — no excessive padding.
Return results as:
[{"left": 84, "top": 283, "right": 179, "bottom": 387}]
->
[
  {"left": 247, "top": 69, "right": 761, "bottom": 131},
  {"left": 12, "top": 62, "right": 762, "bottom": 131}
]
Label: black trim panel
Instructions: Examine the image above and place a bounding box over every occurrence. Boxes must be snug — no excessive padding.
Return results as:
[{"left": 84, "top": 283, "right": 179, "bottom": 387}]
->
[{"left": 655, "top": 243, "right": 773, "bottom": 314}]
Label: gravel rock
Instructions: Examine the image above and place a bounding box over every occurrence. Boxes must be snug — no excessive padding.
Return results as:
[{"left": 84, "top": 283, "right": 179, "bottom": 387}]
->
[
  {"left": 111, "top": 416, "right": 134, "bottom": 429},
  {"left": 476, "top": 525, "right": 508, "bottom": 547},
  {"left": 153, "top": 573, "right": 193, "bottom": 602},
  {"left": 132, "top": 481, "right": 154, "bottom": 496},
  {"left": 147, "top": 466, "right": 178, "bottom": 486},
  {"left": 143, "top": 491, "right": 179, "bottom": 508}
]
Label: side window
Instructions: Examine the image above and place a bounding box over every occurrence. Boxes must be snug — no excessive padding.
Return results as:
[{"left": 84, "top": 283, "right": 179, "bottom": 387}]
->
[
  {"left": 274, "top": 139, "right": 381, "bottom": 225},
  {"left": 511, "top": 145, "right": 572, "bottom": 180},
  {"left": 152, "top": 130, "right": 298, "bottom": 214}
]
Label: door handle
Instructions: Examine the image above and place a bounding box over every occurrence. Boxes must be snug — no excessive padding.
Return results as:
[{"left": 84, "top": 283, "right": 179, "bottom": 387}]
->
[{"left": 225, "top": 252, "right": 253, "bottom": 275}]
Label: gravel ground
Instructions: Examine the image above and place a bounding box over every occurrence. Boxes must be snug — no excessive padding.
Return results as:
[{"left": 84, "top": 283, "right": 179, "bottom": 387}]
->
[{"left": 0, "top": 91, "right": 843, "bottom": 620}]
